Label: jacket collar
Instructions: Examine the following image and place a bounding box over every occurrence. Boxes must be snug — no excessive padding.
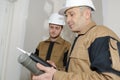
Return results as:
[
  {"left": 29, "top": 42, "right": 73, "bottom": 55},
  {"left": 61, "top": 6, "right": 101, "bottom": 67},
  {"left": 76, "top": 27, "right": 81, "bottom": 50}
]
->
[
  {"left": 78, "top": 21, "right": 96, "bottom": 35},
  {"left": 45, "top": 36, "right": 64, "bottom": 44}
]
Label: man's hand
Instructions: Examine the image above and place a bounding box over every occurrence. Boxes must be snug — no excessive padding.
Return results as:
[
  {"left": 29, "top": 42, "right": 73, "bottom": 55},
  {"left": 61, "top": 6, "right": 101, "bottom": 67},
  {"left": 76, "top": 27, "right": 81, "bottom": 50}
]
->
[
  {"left": 32, "top": 63, "right": 57, "bottom": 80},
  {"left": 47, "top": 60, "right": 57, "bottom": 68}
]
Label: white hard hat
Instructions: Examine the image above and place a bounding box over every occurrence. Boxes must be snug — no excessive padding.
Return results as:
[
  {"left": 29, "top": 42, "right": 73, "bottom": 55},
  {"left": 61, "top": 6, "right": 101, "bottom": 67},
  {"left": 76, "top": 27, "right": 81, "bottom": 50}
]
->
[
  {"left": 59, "top": 0, "right": 96, "bottom": 15},
  {"left": 48, "top": 13, "right": 65, "bottom": 25}
]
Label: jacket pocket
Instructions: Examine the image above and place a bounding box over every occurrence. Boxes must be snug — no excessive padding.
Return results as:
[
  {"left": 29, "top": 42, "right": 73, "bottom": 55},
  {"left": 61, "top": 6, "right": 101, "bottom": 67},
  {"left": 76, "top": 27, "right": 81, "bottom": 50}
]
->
[{"left": 109, "top": 38, "right": 120, "bottom": 71}]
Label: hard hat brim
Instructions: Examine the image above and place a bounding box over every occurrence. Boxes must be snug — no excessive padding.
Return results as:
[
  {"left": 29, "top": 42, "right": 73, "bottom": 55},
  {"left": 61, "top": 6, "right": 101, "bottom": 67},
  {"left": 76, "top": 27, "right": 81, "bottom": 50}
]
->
[{"left": 59, "top": 6, "right": 95, "bottom": 16}]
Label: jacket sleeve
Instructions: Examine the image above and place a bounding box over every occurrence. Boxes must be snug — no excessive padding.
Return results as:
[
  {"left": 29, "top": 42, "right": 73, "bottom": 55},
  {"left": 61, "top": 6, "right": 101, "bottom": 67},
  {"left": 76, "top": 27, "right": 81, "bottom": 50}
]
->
[{"left": 88, "top": 36, "right": 120, "bottom": 76}]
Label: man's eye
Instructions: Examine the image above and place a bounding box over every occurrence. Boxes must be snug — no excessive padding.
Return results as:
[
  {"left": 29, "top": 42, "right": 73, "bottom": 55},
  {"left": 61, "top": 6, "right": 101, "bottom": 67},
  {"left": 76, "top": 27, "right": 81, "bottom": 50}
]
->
[
  {"left": 56, "top": 27, "right": 60, "bottom": 30},
  {"left": 70, "top": 14, "right": 74, "bottom": 16},
  {"left": 50, "top": 26, "right": 54, "bottom": 29}
]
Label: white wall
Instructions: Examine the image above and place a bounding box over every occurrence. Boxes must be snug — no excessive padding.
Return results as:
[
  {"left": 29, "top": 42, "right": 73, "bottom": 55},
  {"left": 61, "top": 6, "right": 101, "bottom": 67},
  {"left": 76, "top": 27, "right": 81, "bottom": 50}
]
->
[
  {"left": 92, "top": 0, "right": 103, "bottom": 25},
  {"left": 0, "top": 0, "right": 29, "bottom": 80},
  {"left": 102, "top": 0, "right": 120, "bottom": 37}
]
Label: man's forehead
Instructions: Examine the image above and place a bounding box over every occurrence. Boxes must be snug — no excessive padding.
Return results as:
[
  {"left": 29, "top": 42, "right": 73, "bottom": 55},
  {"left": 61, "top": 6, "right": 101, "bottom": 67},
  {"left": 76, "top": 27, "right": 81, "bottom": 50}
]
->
[
  {"left": 65, "top": 7, "right": 80, "bottom": 14},
  {"left": 49, "top": 24, "right": 62, "bottom": 27}
]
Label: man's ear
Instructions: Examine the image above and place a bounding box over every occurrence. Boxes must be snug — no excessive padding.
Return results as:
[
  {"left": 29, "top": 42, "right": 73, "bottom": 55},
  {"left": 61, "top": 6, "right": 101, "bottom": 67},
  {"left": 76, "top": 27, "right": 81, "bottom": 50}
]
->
[{"left": 84, "top": 9, "right": 91, "bottom": 19}]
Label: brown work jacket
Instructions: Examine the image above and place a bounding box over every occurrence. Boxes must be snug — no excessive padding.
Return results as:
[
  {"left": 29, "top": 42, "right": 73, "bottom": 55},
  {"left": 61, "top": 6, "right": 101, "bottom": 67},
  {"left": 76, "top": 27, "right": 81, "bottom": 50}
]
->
[
  {"left": 37, "top": 36, "right": 71, "bottom": 70},
  {"left": 53, "top": 22, "right": 120, "bottom": 80}
]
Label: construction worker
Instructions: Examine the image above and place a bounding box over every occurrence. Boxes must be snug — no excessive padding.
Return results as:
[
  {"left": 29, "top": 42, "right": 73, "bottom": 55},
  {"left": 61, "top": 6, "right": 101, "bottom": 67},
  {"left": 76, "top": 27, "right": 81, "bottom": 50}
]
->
[{"left": 34, "top": 13, "right": 71, "bottom": 70}]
